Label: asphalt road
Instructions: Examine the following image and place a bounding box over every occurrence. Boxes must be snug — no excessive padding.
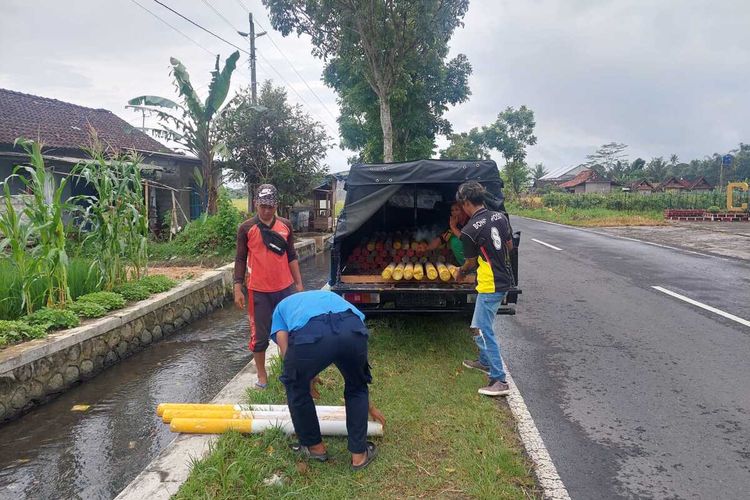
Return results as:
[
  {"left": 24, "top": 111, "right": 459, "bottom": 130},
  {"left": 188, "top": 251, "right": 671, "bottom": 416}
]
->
[{"left": 500, "top": 217, "right": 750, "bottom": 500}]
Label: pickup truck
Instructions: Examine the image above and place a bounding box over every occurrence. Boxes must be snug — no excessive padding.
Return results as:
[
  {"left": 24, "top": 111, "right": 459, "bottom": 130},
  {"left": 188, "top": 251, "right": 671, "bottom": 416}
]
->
[{"left": 329, "top": 159, "right": 520, "bottom": 314}]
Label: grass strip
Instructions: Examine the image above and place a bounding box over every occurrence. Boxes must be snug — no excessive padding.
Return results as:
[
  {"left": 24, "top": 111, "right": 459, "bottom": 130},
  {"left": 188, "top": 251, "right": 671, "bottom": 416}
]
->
[
  {"left": 510, "top": 206, "right": 665, "bottom": 227},
  {"left": 176, "top": 317, "right": 539, "bottom": 499}
]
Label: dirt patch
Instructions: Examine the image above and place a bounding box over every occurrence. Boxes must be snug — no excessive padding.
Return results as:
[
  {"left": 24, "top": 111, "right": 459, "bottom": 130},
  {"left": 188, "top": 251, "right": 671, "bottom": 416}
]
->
[
  {"left": 148, "top": 266, "right": 215, "bottom": 281},
  {"left": 596, "top": 222, "right": 750, "bottom": 261}
]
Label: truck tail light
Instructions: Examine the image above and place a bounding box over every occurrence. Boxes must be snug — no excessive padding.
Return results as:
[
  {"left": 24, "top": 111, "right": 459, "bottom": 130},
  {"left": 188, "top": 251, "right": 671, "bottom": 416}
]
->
[{"left": 343, "top": 292, "right": 381, "bottom": 304}]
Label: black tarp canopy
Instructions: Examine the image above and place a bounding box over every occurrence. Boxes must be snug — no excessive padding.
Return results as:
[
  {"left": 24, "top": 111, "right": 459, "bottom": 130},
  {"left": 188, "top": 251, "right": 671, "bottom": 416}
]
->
[{"left": 334, "top": 159, "right": 505, "bottom": 240}]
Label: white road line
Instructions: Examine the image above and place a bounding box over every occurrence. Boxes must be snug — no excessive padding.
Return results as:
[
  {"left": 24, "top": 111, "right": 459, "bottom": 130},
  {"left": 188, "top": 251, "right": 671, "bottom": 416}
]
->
[
  {"left": 531, "top": 238, "right": 563, "bottom": 251},
  {"left": 652, "top": 286, "right": 750, "bottom": 328},
  {"left": 516, "top": 216, "right": 720, "bottom": 259},
  {"left": 504, "top": 365, "right": 571, "bottom": 500}
]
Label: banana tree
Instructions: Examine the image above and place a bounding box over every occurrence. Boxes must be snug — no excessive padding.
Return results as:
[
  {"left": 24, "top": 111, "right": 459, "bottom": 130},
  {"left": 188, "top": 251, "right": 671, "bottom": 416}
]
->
[{"left": 128, "top": 51, "right": 239, "bottom": 215}]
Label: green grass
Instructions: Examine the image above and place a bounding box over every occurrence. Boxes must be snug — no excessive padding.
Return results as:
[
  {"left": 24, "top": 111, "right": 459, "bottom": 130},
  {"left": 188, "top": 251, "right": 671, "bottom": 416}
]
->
[
  {"left": 509, "top": 205, "right": 665, "bottom": 227},
  {"left": 176, "top": 317, "right": 539, "bottom": 499},
  {"left": 0, "top": 257, "right": 101, "bottom": 320}
]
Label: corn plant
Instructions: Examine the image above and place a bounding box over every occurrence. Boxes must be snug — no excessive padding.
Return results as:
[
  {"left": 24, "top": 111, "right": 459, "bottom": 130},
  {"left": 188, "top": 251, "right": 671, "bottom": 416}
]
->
[
  {"left": 11, "top": 140, "right": 73, "bottom": 308},
  {"left": 0, "top": 182, "right": 41, "bottom": 316},
  {"left": 77, "top": 147, "right": 149, "bottom": 288}
]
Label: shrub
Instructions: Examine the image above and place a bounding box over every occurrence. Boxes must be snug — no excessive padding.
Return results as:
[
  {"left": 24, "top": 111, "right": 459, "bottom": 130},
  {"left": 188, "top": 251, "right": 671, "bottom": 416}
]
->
[
  {"left": 68, "top": 301, "right": 107, "bottom": 318},
  {"left": 24, "top": 308, "right": 80, "bottom": 331},
  {"left": 160, "top": 193, "right": 244, "bottom": 257},
  {"left": 114, "top": 283, "right": 152, "bottom": 302},
  {"left": 541, "top": 191, "right": 726, "bottom": 212},
  {"left": 0, "top": 320, "right": 46, "bottom": 347},
  {"left": 76, "top": 291, "right": 126, "bottom": 311},
  {"left": 138, "top": 275, "right": 177, "bottom": 294},
  {"left": 707, "top": 205, "right": 721, "bottom": 213}
]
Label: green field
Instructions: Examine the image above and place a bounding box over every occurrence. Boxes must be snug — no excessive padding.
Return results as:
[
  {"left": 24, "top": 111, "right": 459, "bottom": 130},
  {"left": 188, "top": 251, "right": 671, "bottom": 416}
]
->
[
  {"left": 231, "top": 198, "right": 248, "bottom": 212},
  {"left": 176, "top": 317, "right": 539, "bottom": 499},
  {"left": 508, "top": 204, "right": 665, "bottom": 227}
]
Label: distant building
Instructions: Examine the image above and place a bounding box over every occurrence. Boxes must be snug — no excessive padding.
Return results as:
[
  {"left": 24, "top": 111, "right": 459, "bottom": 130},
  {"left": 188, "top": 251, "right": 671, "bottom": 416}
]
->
[
  {"left": 684, "top": 176, "right": 713, "bottom": 193},
  {"left": 655, "top": 177, "right": 689, "bottom": 193},
  {"left": 558, "top": 169, "right": 615, "bottom": 194},
  {"left": 535, "top": 164, "right": 589, "bottom": 190},
  {"left": 628, "top": 179, "right": 657, "bottom": 195},
  {"left": 0, "top": 88, "right": 202, "bottom": 234}
]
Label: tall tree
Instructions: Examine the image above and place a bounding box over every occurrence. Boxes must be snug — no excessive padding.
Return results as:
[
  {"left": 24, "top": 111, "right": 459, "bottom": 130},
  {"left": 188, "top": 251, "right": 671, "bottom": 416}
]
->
[
  {"left": 585, "top": 142, "right": 629, "bottom": 175},
  {"left": 531, "top": 163, "right": 548, "bottom": 183},
  {"left": 502, "top": 161, "right": 531, "bottom": 199},
  {"left": 263, "top": 0, "right": 471, "bottom": 162},
  {"left": 218, "top": 81, "right": 330, "bottom": 214},
  {"left": 646, "top": 156, "right": 668, "bottom": 183},
  {"left": 128, "top": 52, "right": 239, "bottom": 215},
  {"left": 439, "top": 129, "right": 490, "bottom": 160},
  {"left": 483, "top": 106, "right": 538, "bottom": 163},
  {"left": 440, "top": 106, "right": 536, "bottom": 162}
]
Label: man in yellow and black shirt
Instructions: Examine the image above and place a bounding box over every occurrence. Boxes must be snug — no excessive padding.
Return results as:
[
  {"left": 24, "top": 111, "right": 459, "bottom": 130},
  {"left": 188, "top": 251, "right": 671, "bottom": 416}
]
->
[{"left": 455, "top": 181, "right": 515, "bottom": 397}]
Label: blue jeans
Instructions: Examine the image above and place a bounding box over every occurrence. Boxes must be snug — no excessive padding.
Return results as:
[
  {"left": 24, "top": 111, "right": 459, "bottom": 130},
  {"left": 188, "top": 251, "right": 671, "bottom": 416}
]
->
[{"left": 470, "top": 292, "right": 507, "bottom": 382}]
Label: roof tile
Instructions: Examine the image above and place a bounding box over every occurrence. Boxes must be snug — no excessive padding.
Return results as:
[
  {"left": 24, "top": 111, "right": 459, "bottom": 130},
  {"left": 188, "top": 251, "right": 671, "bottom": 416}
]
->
[{"left": 0, "top": 88, "right": 172, "bottom": 153}]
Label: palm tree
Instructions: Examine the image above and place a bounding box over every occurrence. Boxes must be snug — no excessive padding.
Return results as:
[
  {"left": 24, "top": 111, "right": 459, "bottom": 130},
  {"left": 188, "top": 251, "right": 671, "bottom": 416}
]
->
[{"left": 128, "top": 52, "right": 240, "bottom": 215}]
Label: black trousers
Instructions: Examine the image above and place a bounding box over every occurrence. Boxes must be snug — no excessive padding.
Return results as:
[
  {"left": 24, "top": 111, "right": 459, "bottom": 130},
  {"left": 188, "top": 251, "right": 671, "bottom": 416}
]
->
[{"left": 280, "top": 311, "right": 371, "bottom": 453}]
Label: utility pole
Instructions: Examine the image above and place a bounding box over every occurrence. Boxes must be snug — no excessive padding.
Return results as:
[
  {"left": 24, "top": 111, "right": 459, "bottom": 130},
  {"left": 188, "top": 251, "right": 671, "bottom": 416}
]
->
[
  {"left": 238, "top": 15, "right": 266, "bottom": 211},
  {"left": 249, "top": 13, "right": 257, "bottom": 105}
]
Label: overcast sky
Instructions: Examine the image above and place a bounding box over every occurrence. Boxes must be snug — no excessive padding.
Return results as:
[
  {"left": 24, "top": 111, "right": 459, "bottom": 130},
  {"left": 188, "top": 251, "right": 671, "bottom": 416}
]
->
[{"left": 1, "top": 0, "right": 747, "bottom": 176}]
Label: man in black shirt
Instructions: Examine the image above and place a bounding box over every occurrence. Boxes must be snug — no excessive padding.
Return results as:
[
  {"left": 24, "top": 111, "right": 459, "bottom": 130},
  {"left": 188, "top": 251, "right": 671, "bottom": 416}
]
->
[{"left": 455, "top": 181, "right": 515, "bottom": 396}]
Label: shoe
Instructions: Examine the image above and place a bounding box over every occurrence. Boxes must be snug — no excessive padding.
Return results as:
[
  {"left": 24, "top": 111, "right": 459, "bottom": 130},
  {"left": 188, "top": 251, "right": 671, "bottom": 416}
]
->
[
  {"left": 351, "top": 441, "right": 378, "bottom": 471},
  {"left": 290, "top": 443, "right": 328, "bottom": 462},
  {"left": 478, "top": 379, "right": 511, "bottom": 397},
  {"left": 462, "top": 359, "right": 490, "bottom": 374}
]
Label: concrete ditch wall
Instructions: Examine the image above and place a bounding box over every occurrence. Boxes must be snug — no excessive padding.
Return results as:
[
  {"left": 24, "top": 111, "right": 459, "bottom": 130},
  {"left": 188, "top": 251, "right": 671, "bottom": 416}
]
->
[
  {"left": 0, "top": 268, "right": 233, "bottom": 423},
  {"left": 0, "top": 238, "right": 318, "bottom": 424}
]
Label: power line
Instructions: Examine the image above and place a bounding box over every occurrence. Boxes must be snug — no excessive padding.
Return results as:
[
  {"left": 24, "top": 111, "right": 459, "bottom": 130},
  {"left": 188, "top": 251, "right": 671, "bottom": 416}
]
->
[
  {"left": 200, "top": 0, "right": 240, "bottom": 31},
  {"left": 252, "top": 17, "right": 339, "bottom": 123},
  {"left": 150, "top": 0, "right": 251, "bottom": 56},
  {"left": 129, "top": 0, "right": 216, "bottom": 56},
  {"left": 196, "top": 0, "right": 338, "bottom": 133},
  {"left": 151, "top": 0, "right": 337, "bottom": 134},
  {"left": 234, "top": 0, "right": 250, "bottom": 14}
]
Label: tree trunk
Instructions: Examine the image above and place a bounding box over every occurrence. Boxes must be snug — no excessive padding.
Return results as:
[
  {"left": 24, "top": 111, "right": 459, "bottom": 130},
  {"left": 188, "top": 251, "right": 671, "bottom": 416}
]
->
[
  {"left": 203, "top": 155, "right": 219, "bottom": 216},
  {"left": 247, "top": 181, "right": 254, "bottom": 214},
  {"left": 378, "top": 93, "right": 394, "bottom": 163}
]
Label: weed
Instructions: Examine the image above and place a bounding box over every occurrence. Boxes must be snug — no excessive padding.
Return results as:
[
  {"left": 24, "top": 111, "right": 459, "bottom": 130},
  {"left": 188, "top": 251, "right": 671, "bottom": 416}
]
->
[
  {"left": 24, "top": 308, "right": 80, "bottom": 331},
  {"left": 0, "top": 320, "right": 47, "bottom": 348},
  {"left": 113, "top": 283, "right": 152, "bottom": 302},
  {"left": 138, "top": 275, "right": 177, "bottom": 294},
  {"left": 67, "top": 301, "right": 107, "bottom": 318},
  {"left": 76, "top": 292, "right": 126, "bottom": 311}
]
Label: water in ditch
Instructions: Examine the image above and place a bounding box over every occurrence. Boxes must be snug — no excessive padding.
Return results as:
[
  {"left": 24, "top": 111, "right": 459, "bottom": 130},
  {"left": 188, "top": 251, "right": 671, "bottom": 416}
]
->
[{"left": 0, "top": 251, "right": 330, "bottom": 500}]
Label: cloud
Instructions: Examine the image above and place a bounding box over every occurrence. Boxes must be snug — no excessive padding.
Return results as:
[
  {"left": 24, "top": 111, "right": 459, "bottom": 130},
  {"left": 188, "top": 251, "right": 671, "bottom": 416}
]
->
[
  {"left": 1, "top": 0, "right": 747, "bottom": 174},
  {"left": 445, "top": 0, "right": 750, "bottom": 168}
]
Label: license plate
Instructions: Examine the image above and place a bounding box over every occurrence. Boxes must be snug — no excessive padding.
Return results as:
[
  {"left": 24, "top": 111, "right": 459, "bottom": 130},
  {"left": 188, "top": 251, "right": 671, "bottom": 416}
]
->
[{"left": 396, "top": 294, "right": 447, "bottom": 308}]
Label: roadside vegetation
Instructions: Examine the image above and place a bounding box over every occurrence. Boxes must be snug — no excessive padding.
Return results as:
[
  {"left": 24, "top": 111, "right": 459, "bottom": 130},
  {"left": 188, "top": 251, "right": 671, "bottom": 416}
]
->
[
  {"left": 176, "top": 317, "right": 539, "bottom": 499},
  {"left": 508, "top": 191, "right": 731, "bottom": 227},
  {"left": 148, "top": 193, "right": 245, "bottom": 267},
  {"left": 0, "top": 139, "right": 178, "bottom": 348}
]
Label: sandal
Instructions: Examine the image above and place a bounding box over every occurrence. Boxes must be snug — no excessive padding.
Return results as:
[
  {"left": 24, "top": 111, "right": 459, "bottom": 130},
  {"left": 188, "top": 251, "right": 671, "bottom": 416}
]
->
[
  {"left": 254, "top": 381, "right": 268, "bottom": 390},
  {"left": 290, "top": 443, "right": 328, "bottom": 462},
  {"left": 351, "top": 441, "right": 378, "bottom": 471}
]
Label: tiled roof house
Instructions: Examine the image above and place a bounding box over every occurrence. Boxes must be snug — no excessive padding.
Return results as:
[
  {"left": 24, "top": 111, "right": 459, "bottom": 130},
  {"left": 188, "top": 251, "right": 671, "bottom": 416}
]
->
[
  {"left": 0, "top": 88, "right": 204, "bottom": 230},
  {"left": 558, "top": 169, "right": 615, "bottom": 194}
]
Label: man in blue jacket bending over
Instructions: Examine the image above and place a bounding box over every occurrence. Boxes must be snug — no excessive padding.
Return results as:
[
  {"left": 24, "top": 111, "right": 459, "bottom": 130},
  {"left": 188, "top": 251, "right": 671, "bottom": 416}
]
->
[{"left": 270, "top": 290, "right": 386, "bottom": 470}]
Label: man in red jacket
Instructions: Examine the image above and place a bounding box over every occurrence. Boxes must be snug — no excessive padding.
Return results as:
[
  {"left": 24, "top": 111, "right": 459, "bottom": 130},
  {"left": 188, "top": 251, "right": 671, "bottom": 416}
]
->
[{"left": 233, "top": 184, "right": 304, "bottom": 388}]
